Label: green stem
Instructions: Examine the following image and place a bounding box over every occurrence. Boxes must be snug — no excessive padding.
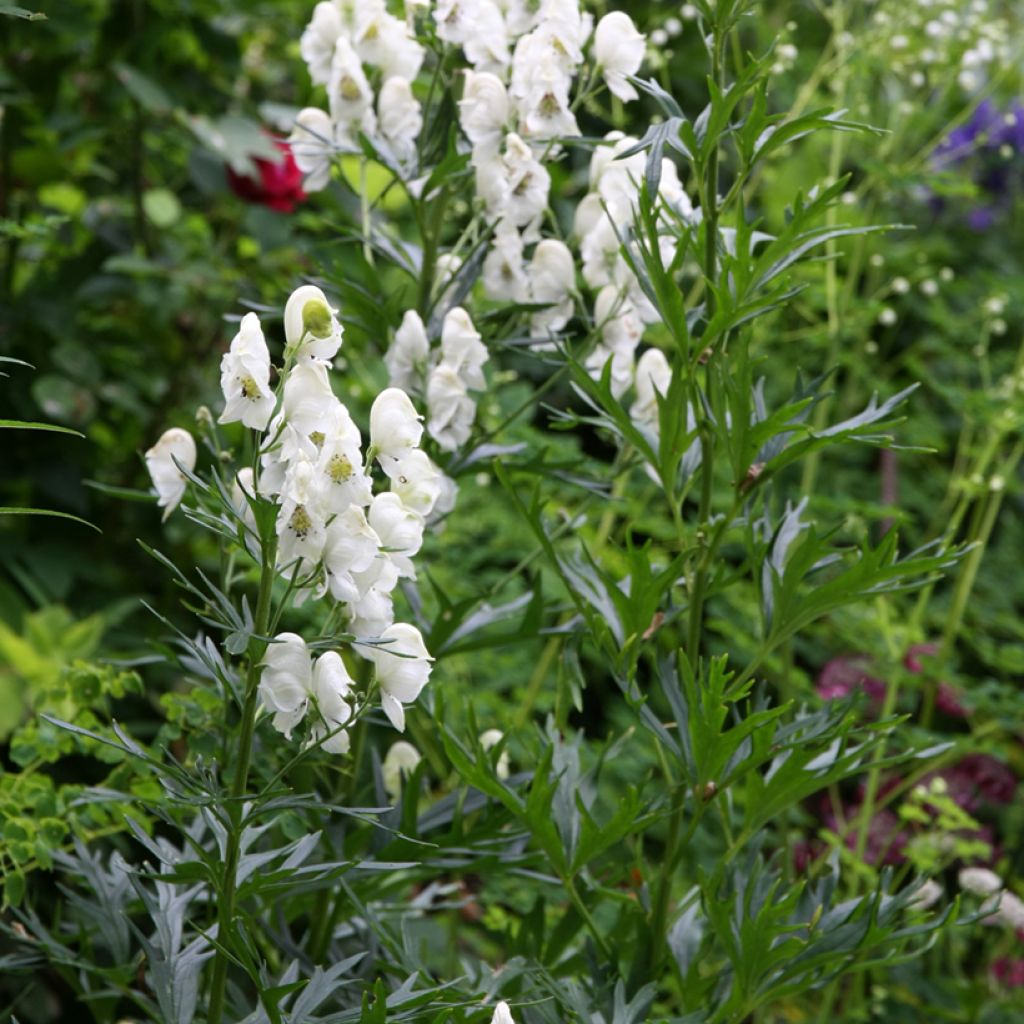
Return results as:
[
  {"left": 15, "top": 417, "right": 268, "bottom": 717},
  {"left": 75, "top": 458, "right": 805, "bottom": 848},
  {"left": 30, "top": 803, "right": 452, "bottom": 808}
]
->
[{"left": 208, "top": 541, "right": 277, "bottom": 1024}]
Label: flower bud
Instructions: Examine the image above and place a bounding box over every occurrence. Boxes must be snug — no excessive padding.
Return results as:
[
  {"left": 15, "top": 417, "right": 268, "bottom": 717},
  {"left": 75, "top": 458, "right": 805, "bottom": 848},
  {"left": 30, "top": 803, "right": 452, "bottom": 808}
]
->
[{"left": 145, "top": 427, "right": 197, "bottom": 520}]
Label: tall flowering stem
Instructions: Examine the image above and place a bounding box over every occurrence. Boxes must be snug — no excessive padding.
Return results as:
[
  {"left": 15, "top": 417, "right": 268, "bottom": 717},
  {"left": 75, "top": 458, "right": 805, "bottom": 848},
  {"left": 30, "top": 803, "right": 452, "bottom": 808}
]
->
[{"left": 208, "top": 535, "right": 278, "bottom": 1024}]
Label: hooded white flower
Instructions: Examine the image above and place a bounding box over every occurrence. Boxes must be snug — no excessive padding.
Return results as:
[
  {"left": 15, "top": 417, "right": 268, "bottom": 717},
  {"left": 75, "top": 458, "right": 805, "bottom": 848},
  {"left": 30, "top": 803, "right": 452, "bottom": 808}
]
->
[
  {"left": 594, "top": 285, "right": 643, "bottom": 352},
  {"left": 427, "top": 365, "right": 475, "bottom": 452},
  {"left": 482, "top": 224, "right": 529, "bottom": 303},
  {"left": 218, "top": 313, "right": 275, "bottom": 430},
  {"left": 462, "top": 1, "right": 510, "bottom": 75},
  {"left": 632, "top": 347, "right": 672, "bottom": 435},
  {"left": 368, "top": 492, "right": 424, "bottom": 579},
  {"left": 500, "top": 133, "right": 551, "bottom": 227},
  {"left": 480, "top": 728, "right": 510, "bottom": 780},
  {"left": 372, "top": 622, "right": 433, "bottom": 732},
  {"left": 284, "top": 285, "right": 343, "bottom": 363},
  {"left": 387, "top": 448, "right": 443, "bottom": 517},
  {"left": 259, "top": 632, "right": 313, "bottom": 738},
  {"left": 458, "top": 71, "right": 509, "bottom": 149},
  {"left": 378, "top": 77, "right": 422, "bottom": 164},
  {"left": 354, "top": 6, "right": 423, "bottom": 78},
  {"left": 348, "top": 570, "right": 397, "bottom": 637},
  {"left": 276, "top": 455, "right": 329, "bottom": 573},
  {"left": 594, "top": 12, "right": 646, "bottom": 102},
  {"left": 528, "top": 238, "right": 575, "bottom": 336},
  {"left": 385, "top": 310, "right": 431, "bottom": 393},
  {"left": 585, "top": 343, "right": 634, "bottom": 399},
  {"left": 382, "top": 740, "right": 422, "bottom": 800},
  {"left": 145, "top": 427, "right": 197, "bottom": 520},
  {"left": 288, "top": 107, "right": 336, "bottom": 192},
  {"left": 300, "top": 2, "right": 344, "bottom": 86},
  {"left": 310, "top": 651, "right": 354, "bottom": 754},
  {"left": 328, "top": 36, "right": 376, "bottom": 132},
  {"left": 370, "top": 387, "right": 423, "bottom": 457},
  {"left": 315, "top": 432, "right": 373, "bottom": 513},
  {"left": 440, "top": 307, "right": 488, "bottom": 390},
  {"left": 517, "top": 59, "right": 578, "bottom": 141},
  {"left": 323, "top": 505, "right": 381, "bottom": 604}
]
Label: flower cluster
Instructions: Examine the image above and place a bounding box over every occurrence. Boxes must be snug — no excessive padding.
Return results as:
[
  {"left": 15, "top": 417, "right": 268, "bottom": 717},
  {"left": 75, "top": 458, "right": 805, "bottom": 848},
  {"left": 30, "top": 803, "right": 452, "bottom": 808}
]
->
[
  {"left": 384, "top": 306, "right": 489, "bottom": 452},
  {"left": 145, "top": 283, "right": 439, "bottom": 747},
  {"left": 290, "top": 0, "right": 426, "bottom": 185}
]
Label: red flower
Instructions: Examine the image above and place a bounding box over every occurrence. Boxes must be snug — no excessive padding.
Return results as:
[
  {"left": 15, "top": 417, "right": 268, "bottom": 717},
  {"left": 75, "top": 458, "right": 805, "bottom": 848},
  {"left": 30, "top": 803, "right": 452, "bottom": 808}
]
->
[{"left": 228, "top": 138, "right": 306, "bottom": 213}]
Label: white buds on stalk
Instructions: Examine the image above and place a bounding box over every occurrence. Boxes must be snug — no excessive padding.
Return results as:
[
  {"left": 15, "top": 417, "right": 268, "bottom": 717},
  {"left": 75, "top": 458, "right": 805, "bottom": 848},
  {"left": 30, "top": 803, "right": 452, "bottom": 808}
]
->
[{"left": 145, "top": 427, "right": 197, "bottom": 520}]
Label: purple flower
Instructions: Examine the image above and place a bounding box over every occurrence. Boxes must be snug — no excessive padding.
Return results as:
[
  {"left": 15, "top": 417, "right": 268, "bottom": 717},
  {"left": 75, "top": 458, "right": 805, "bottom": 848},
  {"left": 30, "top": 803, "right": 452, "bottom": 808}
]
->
[{"left": 816, "top": 655, "right": 887, "bottom": 708}]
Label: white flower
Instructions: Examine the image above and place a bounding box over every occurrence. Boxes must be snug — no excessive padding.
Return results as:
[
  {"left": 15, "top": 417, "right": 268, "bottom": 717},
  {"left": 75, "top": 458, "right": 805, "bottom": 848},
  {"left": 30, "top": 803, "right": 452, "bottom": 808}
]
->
[
  {"left": 284, "top": 285, "right": 343, "bottom": 363},
  {"left": 585, "top": 343, "right": 634, "bottom": 399},
  {"left": 276, "top": 455, "right": 329, "bottom": 573},
  {"left": 458, "top": 71, "right": 509, "bottom": 148},
  {"left": 368, "top": 492, "right": 424, "bottom": 579},
  {"left": 145, "top": 427, "right": 197, "bottom": 520},
  {"left": 315, "top": 433, "right": 372, "bottom": 513},
  {"left": 490, "top": 1001, "right": 516, "bottom": 1024},
  {"left": 462, "top": 1, "right": 510, "bottom": 74},
  {"left": 959, "top": 867, "right": 1003, "bottom": 896},
  {"left": 218, "top": 313, "right": 275, "bottom": 430},
  {"left": 518, "top": 61, "right": 579, "bottom": 141},
  {"left": 300, "top": 2, "right": 344, "bottom": 86},
  {"left": 482, "top": 223, "right": 528, "bottom": 302},
  {"left": 427, "top": 471, "right": 459, "bottom": 527},
  {"left": 323, "top": 505, "right": 381, "bottom": 604},
  {"left": 328, "top": 36, "right": 376, "bottom": 131},
  {"left": 385, "top": 310, "right": 431, "bottom": 393},
  {"left": 288, "top": 107, "right": 335, "bottom": 192},
  {"left": 382, "top": 740, "right": 422, "bottom": 800},
  {"left": 310, "top": 651, "right": 354, "bottom": 754},
  {"left": 378, "top": 77, "right": 422, "bottom": 165},
  {"left": 355, "top": 7, "right": 424, "bottom": 81},
  {"left": 480, "top": 729, "right": 510, "bottom": 780},
  {"left": 391, "top": 450, "right": 442, "bottom": 516},
  {"left": 370, "top": 387, "right": 423, "bottom": 457},
  {"left": 372, "top": 622, "right": 433, "bottom": 732},
  {"left": 231, "top": 467, "right": 260, "bottom": 549},
  {"left": 259, "top": 633, "right": 312, "bottom": 739},
  {"left": 440, "top": 307, "right": 488, "bottom": 390},
  {"left": 426, "top": 365, "right": 475, "bottom": 452},
  {"left": 348, "top": 580, "right": 396, "bottom": 638},
  {"left": 594, "top": 286, "right": 643, "bottom": 352},
  {"left": 529, "top": 238, "right": 575, "bottom": 336},
  {"left": 632, "top": 347, "right": 671, "bottom": 434},
  {"left": 434, "top": 0, "right": 472, "bottom": 44},
  {"left": 993, "top": 891, "right": 1024, "bottom": 930},
  {"left": 594, "top": 12, "right": 646, "bottom": 101},
  {"left": 500, "top": 133, "right": 551, "bottom": 227}
]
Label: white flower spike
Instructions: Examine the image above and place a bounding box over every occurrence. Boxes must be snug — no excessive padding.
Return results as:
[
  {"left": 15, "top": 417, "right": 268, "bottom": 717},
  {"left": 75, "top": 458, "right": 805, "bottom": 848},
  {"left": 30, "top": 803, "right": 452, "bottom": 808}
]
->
[{"left": 218, "top": 312, "right": 276, "bottom": 431}]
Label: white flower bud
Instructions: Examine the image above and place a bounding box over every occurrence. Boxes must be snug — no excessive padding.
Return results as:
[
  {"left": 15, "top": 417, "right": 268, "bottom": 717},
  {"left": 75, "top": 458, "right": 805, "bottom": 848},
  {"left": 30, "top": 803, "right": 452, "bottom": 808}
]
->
[
  {"left": 439, "top": 307, "right": 488, "bottom": 390},
  {"left": 459, "top": 71, "right": 509, "bottom": 148},
  {"left": 145, "top": 427, "right": 197, "bottom": 520},
  {"left": 490, "top": 1002, "right": 516, "bottom": 1024},
  {"left": 289, "top": 107, "right": 335, "bottom": 193},
  {"left": 426, "top": 364, "right": 475, "bottom": 452},
  {"left": 378, "top": 77, "right": 422, "bottom": 164},
  {"left": 480, "top": 728, "right": 510, "bottom": 780},
  {"left": 385, "top": 310, "right": 431, "bottom": 394},
  {"left": 959, "top": 866, "right": 1003, "bottom": 896}
]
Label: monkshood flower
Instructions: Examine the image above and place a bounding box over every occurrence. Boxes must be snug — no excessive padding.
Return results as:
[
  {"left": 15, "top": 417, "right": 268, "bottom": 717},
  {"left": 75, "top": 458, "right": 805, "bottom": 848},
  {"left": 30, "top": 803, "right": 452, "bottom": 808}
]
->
[
  {"left": 219, "top": 312, "right": 275, "bottom": 430},
  {"left": 490, "top": 1002, "right": 516, "bottom": 1024},
  {"left": 593, "top": 12, "right": 646, "bottom": 101},
  {"left": 426, "top": 365, "right": 475, "bottom": 451},
  {"left": 370, "top": 387, "right": 424, "bottom": 459},
  {"left": 378, "top": 77, "right": 422, "bottom": 165},
  {"left": 439, "top": 307, "right": 488, "bottom": 391},
  {"left": 283, "top": 284, "right": 343, "bottom": 363},
  {"left": 371, "top": 622, "right": 433, "bottom": 732},
  {"left": 631, "top": 347, "right": 671, "bottom": 444},
  {"left": 458, "top": 71, "right": 509, "bottom": 149},
  {"left": 385, "top": 310, "right": 431, "bottom": 394},
  {"left": 309, "top": 651, "right": 354, "bottom": 753},
  {"left": 288, "top": 107, "right": 336, "bottom": 192},
  {"left": 259, "top": 632, "right": 313, "bottom": 739},
  {"left": 145, "top": 427, "right": 197, "bottom": 519},
  {"left": 382, "top": 739, "right": 422, "bottom": 800}
]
